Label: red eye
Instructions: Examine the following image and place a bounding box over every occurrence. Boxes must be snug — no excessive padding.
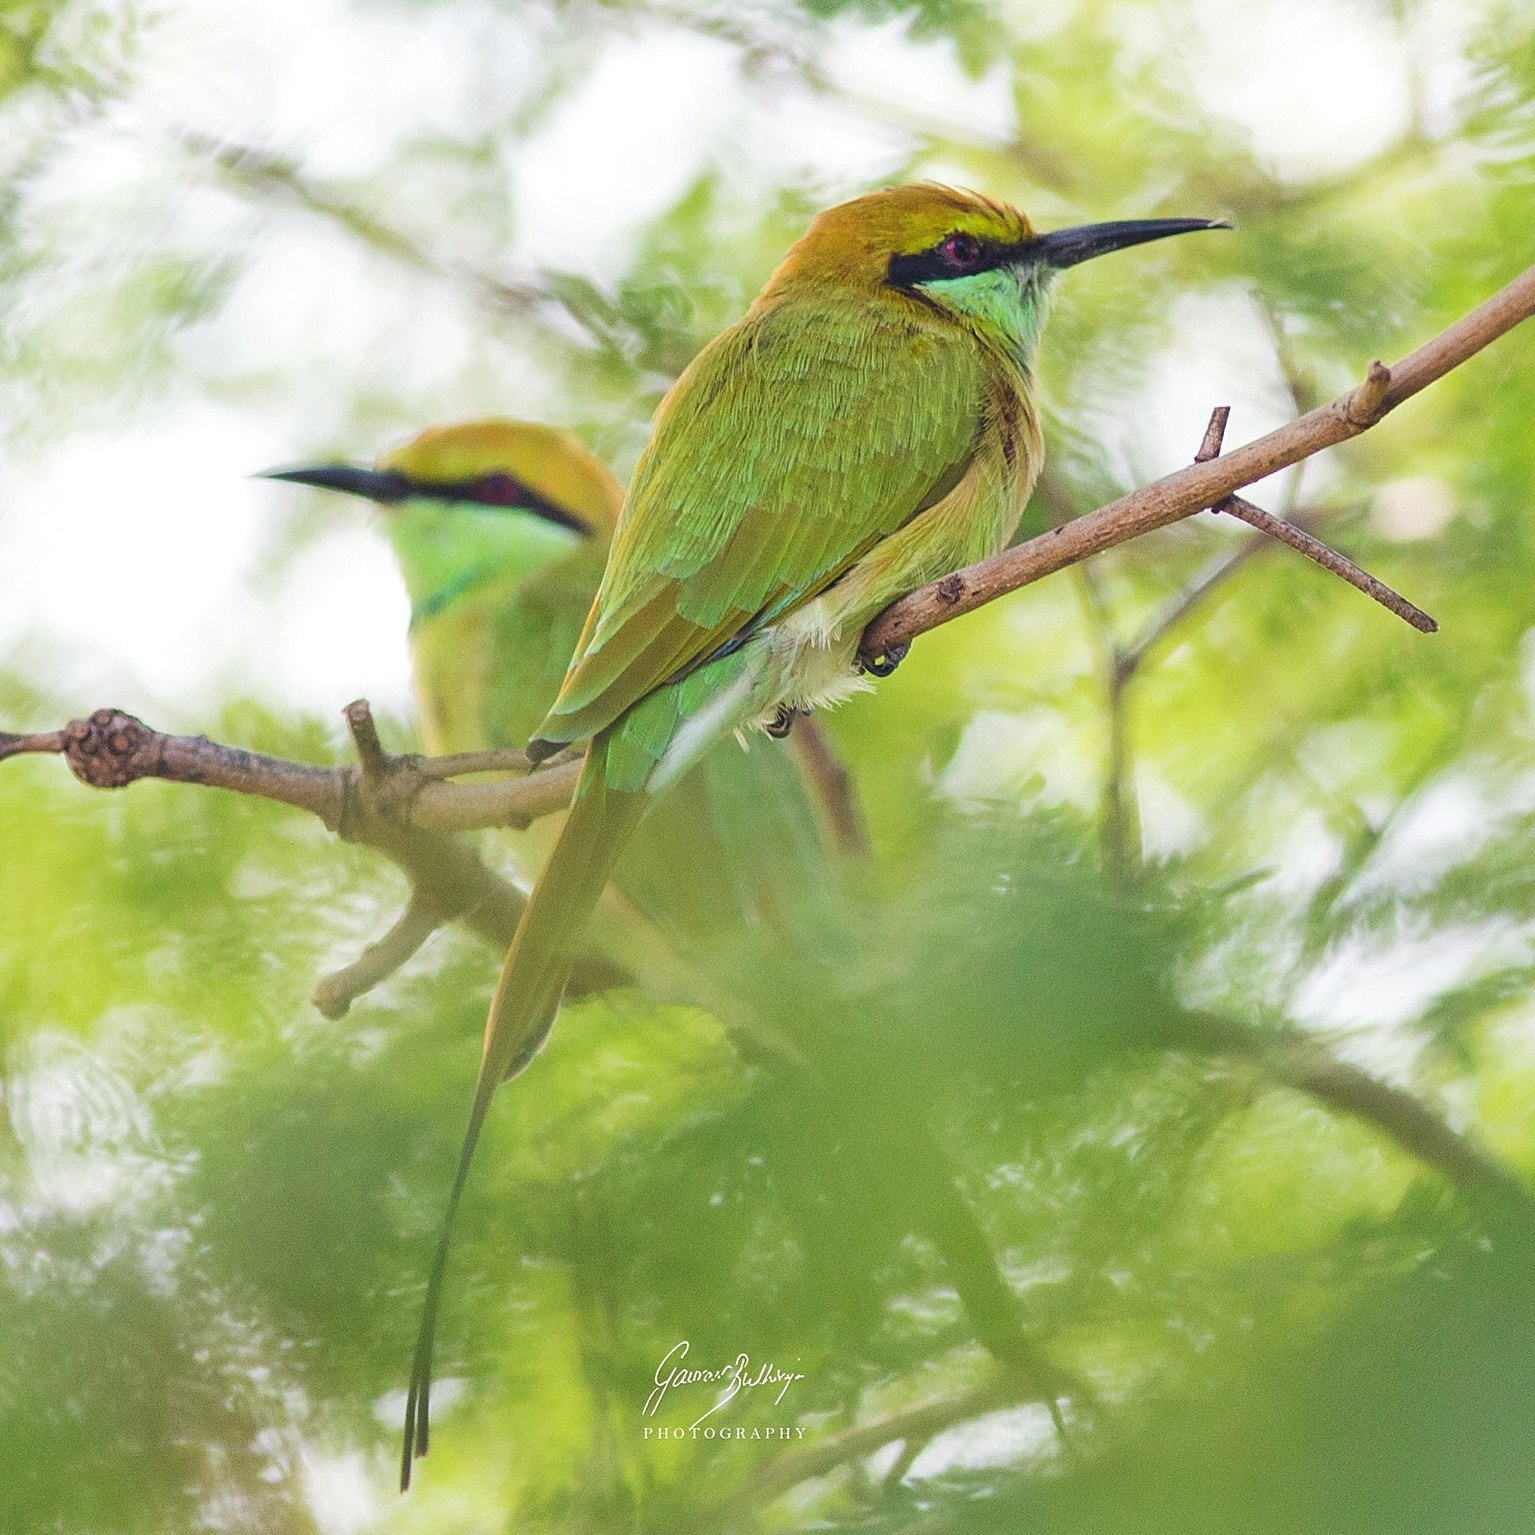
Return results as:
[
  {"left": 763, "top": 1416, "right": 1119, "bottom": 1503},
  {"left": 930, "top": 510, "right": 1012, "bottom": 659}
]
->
[
  {"left": 478, "top": 472, "right": 521, "bottom": 504},
  {"left": 941, "top": 232, "right": 982, "bottom": 269}
]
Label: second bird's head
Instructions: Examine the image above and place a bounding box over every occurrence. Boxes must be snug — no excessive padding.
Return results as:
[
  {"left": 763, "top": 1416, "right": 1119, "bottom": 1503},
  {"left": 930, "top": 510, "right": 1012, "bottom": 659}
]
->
[
  {"left": 760, "top": 183, "right": 1227, "bottom": 347},
  {"left": 262, "top": 420, "right": 623, "bottom": 617},
  {"left": 264, "top": 419, "right": 622, "bottom": 538}
]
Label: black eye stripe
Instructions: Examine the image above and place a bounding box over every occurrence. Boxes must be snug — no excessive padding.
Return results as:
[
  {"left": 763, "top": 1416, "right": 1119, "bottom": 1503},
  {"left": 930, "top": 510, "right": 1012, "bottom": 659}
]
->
[
  {"left": 409, "top": 473, "right": 593, "bottom": 534},
  {"left": 887, "top": 235, "right": 1019, "bottom": 288}
]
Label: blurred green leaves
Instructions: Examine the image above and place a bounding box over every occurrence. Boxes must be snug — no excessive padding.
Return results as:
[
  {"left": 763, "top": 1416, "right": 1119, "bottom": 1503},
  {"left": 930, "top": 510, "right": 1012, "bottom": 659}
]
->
[{"left": 3, "top": 0, "right": 1535, "bottom": 1531}]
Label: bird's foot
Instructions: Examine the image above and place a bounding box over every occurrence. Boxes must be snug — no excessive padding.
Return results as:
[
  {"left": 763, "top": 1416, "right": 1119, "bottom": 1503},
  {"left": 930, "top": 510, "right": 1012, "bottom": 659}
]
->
[
  {"left": 861, "top": 642, "right": 909, "bottom": 678},
  {"left": 766, "top": 704, "right": 808, "bottom": 739}
]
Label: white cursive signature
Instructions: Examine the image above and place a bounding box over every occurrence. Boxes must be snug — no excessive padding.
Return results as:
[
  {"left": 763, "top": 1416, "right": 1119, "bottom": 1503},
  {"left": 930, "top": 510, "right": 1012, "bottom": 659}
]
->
[{"left": 643, "top": 1340, "right": 806, "bottom": 1428}]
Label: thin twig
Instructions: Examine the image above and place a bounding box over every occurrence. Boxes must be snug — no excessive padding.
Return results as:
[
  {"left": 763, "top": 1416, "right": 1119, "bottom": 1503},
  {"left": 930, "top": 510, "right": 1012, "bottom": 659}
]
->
[
  {"left": 183, "top": 133, "right": 607, "bottom": 349},
  {"left": 345, "top": 697, "right": 389, "bottom": 779},
  {"left": 1215, "top": 492, "right": 1436, "bottom": 631},
  {"left": 1116, "top": 531, "right": 1277, "bottom": 680},
  {"left": 313, "top": 893, "right": 446, "bottom": 1019},
  {"left": 1090, "top": 408, "right": 1224, "bottom": 884},
  {"left": 716, "top": 1370, "right": 1049, "bottom": 1514},
  {"left": 0, "top": 728, "right": 65, "bottom": 760},
  {"left": 413, "top": 746, "right": 570, "bottom": 780},
  {"left": 1074, "top": 562, "right": 1140, "bottom": 883},
  {"left": 1177, "top": 1014, "right": 1529, "bottom": 1209},
  {"left": 859, "top": 260, "right": 1535, "bottom": 664},
  {"left": 1195, "top": 404, "right": 1231, "bottom": 462},
  {"left": 1189, "top": 379, "right": 1435, "bottom": 632}
]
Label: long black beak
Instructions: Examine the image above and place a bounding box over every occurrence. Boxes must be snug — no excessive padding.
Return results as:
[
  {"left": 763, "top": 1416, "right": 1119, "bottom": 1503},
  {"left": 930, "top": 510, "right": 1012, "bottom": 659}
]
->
[
  {"left": 261, "top": 465, "right": 416, "bottom": 502},
  {"left": 261, "top": 462, "right": 595, "bottom": 537},
  {"left": 1027, "top": 217, "right": 1230, "bottom": 270}
]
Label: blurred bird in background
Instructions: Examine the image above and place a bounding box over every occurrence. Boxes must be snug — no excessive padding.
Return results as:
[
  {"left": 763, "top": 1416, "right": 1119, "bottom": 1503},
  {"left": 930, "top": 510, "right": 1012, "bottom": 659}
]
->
[{"left": 269, "top": 418, "right": 857, "bottom": 950}]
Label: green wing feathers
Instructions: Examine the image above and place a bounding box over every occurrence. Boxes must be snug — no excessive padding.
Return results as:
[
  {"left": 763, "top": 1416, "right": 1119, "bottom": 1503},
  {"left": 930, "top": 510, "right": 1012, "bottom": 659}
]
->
[{"left": 532, "top": 301, "right": 986, "bottom": 751}]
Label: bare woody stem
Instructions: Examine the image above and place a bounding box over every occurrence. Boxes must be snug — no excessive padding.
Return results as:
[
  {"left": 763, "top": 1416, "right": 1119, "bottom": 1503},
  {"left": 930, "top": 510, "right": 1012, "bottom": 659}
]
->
[
  {"left": 0, "top": 705, "right": 627, "bottom": 1009},
  {"left": 1186, "top": 403, "right": 1434, "bottom": 632},
  {"left": 712, "top": 1369, "right": 1048, "bottom": 1517},
  {"left": 0, "top": 704, "right": 584, "bottom": 836},
  {"left": 860, "top": 260, "right": 1535, "bottom": 664}
]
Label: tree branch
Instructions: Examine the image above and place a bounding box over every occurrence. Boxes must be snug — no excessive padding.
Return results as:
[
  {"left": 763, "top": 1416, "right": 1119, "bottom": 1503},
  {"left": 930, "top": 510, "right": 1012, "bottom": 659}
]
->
[
  {"left": 1215, "top": 490, "right": 1435, "bottom": 631},
  {"left": 0, "top": 703, "right": 584, "bottom": 836},
  {"left": 710, "top": 1368, "right": 1047, "bottom": 1517},
  {"left": 859, "top": 259, "right": 1535, "bottom": 666},
  {"left": 312, "top": 891, "right": 446, "bottom": 1019},
  {"left": 1177, "top": 1014, "right": 1530, "bottom": 1211},
  {"left": 182, "top": 132, "right": 612, "bottom": 351},
  {"left": 0, "top": 705, "right": 626, "bottom": 1002}
]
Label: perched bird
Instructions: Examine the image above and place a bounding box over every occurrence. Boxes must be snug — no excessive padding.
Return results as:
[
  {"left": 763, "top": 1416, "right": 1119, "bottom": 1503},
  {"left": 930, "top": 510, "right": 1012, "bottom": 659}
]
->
[
  {"left": 398, "top": 183, "right": 1225, "bottom": 1486},
  {"left": 267, "top": 419, "right": 839, "bottom": 942}
]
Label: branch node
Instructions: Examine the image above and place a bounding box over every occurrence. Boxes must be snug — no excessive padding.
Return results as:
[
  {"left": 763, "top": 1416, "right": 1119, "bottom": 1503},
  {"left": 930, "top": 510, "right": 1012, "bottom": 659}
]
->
[
  {"left": 338, "top": 699, "right": 441, "bottom": 839},
  {"left": 1344, "top": 359, "right": 1392, "bottom": 427},
  {"left": 61, "top": 708, "right": 164, "bottom": 789}
]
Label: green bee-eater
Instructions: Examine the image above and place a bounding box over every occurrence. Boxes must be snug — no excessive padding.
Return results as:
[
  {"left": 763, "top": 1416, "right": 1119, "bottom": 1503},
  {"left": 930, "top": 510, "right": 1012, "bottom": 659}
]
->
[
  {"left": 268, "top": 419, "right": 838, "bottom": 945},
  {"left": 394, "top": 183, "right": 1223, "bottom": 1485},
  {"left": 272, "top": 418, "right": 623, "bottom": 757}
]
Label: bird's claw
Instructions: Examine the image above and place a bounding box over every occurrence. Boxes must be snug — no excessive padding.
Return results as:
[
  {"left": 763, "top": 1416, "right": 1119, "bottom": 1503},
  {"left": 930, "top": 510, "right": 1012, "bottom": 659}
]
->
[
  {"left": 766, "top": 704, "right": 806, "bottom": 739},
  {"left": 861, "top": 642, "right": 909, "bottom": 678}
]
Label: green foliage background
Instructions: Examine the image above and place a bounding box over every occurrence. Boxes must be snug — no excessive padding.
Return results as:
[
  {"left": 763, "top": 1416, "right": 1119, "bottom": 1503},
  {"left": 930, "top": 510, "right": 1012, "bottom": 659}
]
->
[{"left": 2, "top": 0, "right": 1535, "bottom": 1530}]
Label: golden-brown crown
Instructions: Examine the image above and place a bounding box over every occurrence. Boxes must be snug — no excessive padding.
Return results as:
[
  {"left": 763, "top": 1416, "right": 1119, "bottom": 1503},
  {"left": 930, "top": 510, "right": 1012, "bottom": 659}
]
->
[
  {"left": 757, "top": 183, "right": 1034, "bottom": 298},
  {"left": 382, "top": 420, "right": 622, "bottom": 534}
]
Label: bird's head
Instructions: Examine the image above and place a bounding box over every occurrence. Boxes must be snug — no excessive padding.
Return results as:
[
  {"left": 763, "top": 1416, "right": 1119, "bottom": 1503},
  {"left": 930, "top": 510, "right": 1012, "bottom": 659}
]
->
[
  {"left": 760, "top": 183, "right": 1227, "bottom": 362},
  {"left": 264, "top": 419, "right": 622, "bottom": 538},
  {"left": 263, "top": 420, "right": 622, "bottom": 620}
]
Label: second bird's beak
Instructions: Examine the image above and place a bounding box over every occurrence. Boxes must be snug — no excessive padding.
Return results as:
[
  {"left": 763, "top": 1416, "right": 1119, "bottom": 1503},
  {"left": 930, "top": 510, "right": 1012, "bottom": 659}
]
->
[
  {"left": 261, "top": 465, "right": 416, "bottom": 503},
  {"left": 1025, "top": 217, "right": 1231, "bottom": 270}
]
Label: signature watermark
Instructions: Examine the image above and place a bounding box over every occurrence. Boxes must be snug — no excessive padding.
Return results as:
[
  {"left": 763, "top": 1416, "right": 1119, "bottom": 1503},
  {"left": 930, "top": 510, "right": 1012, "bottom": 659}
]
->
[{"left": 642, "top": 1340, "right": 807, "bottom": 1437}]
